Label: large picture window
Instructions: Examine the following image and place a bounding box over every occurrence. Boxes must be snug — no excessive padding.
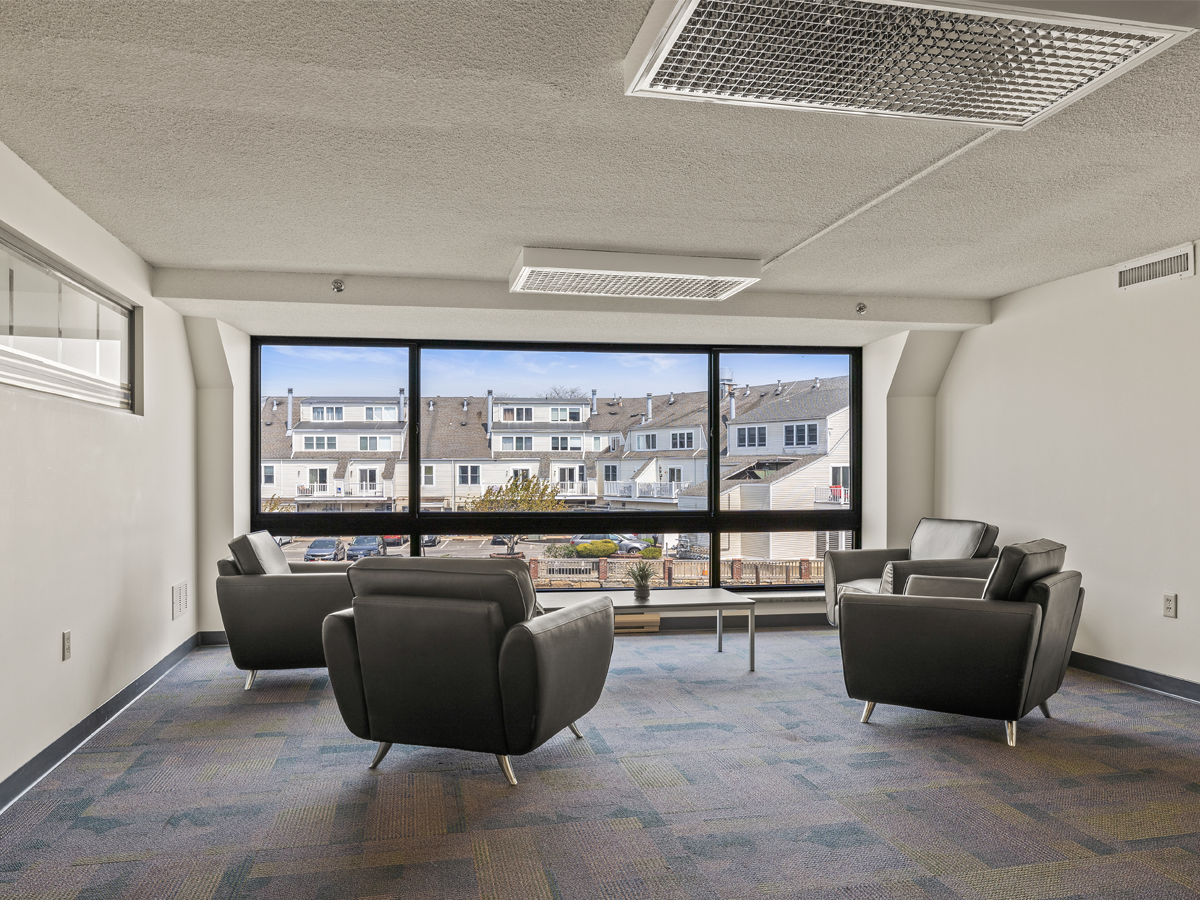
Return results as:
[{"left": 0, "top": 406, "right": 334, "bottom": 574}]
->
[{"left": 252, "top": 339, "right": 860, "bottom": 590}]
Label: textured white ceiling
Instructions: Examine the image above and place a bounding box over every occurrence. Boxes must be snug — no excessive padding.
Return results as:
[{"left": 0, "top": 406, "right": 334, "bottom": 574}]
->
[{"left": 0, "top": 1, "right": 1197, "bottom": 304}]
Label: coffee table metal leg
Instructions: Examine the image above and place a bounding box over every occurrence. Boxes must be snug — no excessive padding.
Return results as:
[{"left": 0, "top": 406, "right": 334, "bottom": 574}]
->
[
  {"left": 717, "top": 609, "right": 723, "bottom": 652},
  {"left": 749, "top": 607, "right": 755, "bottom": 672}
]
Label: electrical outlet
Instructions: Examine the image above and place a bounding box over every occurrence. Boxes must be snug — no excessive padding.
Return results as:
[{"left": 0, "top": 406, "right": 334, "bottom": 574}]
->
[
  {"left": 62, "top": 630, "right": 71, "bottom": 661},
  {"left": 1164, "top": 593, "right": 1178, "bottom": 618}
]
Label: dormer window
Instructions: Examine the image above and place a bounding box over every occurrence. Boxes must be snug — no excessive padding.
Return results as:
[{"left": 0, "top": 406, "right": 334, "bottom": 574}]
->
[
  {"left": 365, "top": 406, "right": 396, "bottom": 421},
  {"left": 551, "top": 436, "right": 582, "bottom": 451},
  {"left": 736, "top": 426, "right": 766, "bottom": 448},
  {"left": 501, "top": 436, "right": 533, "bottom": 450},
  {"left": 551, "top": 406, "right": 581, "bottom": 422},
  {"left": 502, "top": 406, "right": 533, "bottom": 421},
  {"left": 304, "top": 436, "right": 337, "bottom": 450},
  {"left": 636, "top": 434, "right": 657, "bottom": 450},
  {"left": 671, "top": 431, "right": 693, "bottom": 449},
  {"left": 359, "top": 436, "right": 392, "bottom": 451},
  {"left": 784, "top": 423, "right": 818, "bottom": 447},
  {"left": 311, "top": 406, "right": 343, "bottom": 421}
]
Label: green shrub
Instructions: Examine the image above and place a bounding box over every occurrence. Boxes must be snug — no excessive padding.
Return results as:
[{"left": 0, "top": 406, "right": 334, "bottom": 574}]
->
[
  {"left": 639, "top": 546, "right": 662, "bottom": 559},
  {"left": 574, "top": 540, "right": 618, "bottom": 558},
  {"left": 542, "top": 542, "right": 578, "bottom": 558}
]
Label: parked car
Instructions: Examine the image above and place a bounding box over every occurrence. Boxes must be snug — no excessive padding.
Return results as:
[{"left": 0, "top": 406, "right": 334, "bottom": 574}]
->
[
  {"left": 383, "top": 535, "right": 407, "bottom": 546},
  {"left": 491, "top": 534, "right": 518, "bottom": 545},
  {"left": 303, "top": 538, "right": 346, "bottom": 561},
  {"left": 570, "top": 533, "right": 649, "bottom": 554},
  {"left": 273, "top": 535, "right": 292, "bottom": 546},
  {"left": 346, "top": 535, "right": 387, "bottom": 560},
  {"left": 421, "top": 534, "right": 440, "bottom": 548}
]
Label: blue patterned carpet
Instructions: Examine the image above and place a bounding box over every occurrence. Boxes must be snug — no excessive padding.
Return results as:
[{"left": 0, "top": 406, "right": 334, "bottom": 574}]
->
[{"left": 5, "top": 628, "right": 1200, "bottom": 899}]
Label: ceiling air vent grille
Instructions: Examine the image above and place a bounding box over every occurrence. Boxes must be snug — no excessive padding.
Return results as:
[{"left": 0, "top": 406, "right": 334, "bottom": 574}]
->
[
  {"left": 1116, "top": 244, "right": 1195, "bottom": 291},
  {"left": 625, "top": 0, "right": 1190, "bottom": 129},
  {"left": 510, "top": 249, "right": 761, "bottom": 301}
]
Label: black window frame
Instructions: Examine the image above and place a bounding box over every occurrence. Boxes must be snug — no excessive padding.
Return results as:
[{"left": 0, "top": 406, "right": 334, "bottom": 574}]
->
[{"left": 251, "top": 337, "right": 862, "bottom": 591}]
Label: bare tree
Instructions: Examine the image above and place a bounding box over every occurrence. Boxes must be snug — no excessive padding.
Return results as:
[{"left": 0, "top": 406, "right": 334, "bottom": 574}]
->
[
  {"left": 544, "top": 385, "right": 586, "bottom": 399},
  {"left": 463, "top": 475, "right": 567, "bottom": 555}
]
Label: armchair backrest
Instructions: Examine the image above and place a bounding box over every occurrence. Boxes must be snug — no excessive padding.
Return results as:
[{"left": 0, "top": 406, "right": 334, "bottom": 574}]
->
[
  {"left": 982, "top": 539, "right": 1067, "bottom": 602},
  {"left": 909, "top": 518, "right": 998, "bottom": 560},
  {"left": 348, "top": 556, "right": 536, "bottom": 628},
  {"left": 228, "top": 531, "right": 290, "bottom": 575}
]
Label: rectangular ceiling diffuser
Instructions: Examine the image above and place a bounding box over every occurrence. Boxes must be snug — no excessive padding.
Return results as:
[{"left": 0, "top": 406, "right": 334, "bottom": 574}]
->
[
  {"left": 625, "top": 0, "right": 1193, "bottom": 129},
  {"left": 509, "top": 248, "right": 761, "bottom": 300}
]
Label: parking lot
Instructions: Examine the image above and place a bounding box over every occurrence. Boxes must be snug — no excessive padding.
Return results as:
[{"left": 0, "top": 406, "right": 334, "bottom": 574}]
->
[{"left": 280, "top": 535, "right": 556, "bottom": 562}]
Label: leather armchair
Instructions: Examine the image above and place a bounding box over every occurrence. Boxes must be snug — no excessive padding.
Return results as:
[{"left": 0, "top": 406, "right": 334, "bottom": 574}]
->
[
  {"left": 839, "top": 539, "right": 1085, "bottom": 746},
  {"left": 216, "top": 531, "right": 354, "bottom": 689},
  {"left": 825, "top": 517, "right": 999, "bottom": 625},
  {"left": 322, "top": 557, "right": 615, "bottom": 785}
]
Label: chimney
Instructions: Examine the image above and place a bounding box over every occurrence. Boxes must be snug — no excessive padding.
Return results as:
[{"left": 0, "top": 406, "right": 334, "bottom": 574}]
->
[
  {"left": 286, "top": 389, "right": 293, "bottom": 435},
  {"left": 729, "top": 393, "right": 736, "bottom": 420},
  {"left": 486, "top": 390, "right": 494, "bottom": 433},
  {"left": 590, "top": 389, "right": 597, "bottom": 415},
  {"left": 646, "top": 393, "right": 653, "bottom": 420},
  {"left": 719, "top": 367, "right": 734, "bottom": 397},
  {"left": 398, "top": 387, "right": 406, "bottom": 420}
]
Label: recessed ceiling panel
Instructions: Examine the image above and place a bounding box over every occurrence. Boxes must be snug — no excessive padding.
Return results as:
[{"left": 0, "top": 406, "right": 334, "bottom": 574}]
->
[
  {"left": 626, "top": 0, "right": 1191, "bottom": 128},
  {"left": 510, "top": 248, "right": 761, "bottom": 300}
]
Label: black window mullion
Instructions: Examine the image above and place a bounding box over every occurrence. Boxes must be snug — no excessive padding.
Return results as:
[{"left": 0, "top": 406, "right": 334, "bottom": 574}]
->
[{"left": 408, "top": 344, "right": 421, "bottom": 554}]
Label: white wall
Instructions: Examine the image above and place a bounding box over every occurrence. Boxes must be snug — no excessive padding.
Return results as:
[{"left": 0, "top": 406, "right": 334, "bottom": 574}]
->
[
  {"left": 937, "top": 259, "right": 1200, "bottom": 681},
  {"left": 0, "top": 142, "right": 197, "bottom": 784}
]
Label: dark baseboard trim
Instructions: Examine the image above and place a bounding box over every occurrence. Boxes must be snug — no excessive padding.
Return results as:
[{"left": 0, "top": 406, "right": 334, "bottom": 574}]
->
[
  {"left": 199, "top": 630, "right": 229, "bottom": 646},
  {"left": 0, "top": 634, "right": 198, "bottom": 813},
  {"left": 1069, "top": 651, "right": 1200, "bottom": 704},
  {"left": 653, "top": 612, "right": 832, "bottom": 631}
]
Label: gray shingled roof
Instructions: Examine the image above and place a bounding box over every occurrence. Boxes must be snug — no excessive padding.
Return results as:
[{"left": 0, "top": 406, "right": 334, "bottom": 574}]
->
[
  {"left": 419, "top": 396, "right": 492, "bottom": 460},
  {"left": 678, "top": 454, "right": 825, "bottom": 497},
  {"left": 731, "top": 376, "right": 850, "bottom": 424}
]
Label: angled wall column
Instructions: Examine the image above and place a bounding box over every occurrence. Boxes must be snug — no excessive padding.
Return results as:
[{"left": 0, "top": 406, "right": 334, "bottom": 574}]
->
[
  {"left": 862, "top": 330, "right": 962, "bottom": 548},
  {"left": 185, "top": 318, "right": 250, "bottom": 633}
]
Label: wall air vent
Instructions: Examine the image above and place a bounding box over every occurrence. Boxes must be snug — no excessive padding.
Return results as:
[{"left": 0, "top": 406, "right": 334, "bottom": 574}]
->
[
  {"left": 1116, "top": 243, "right": 1195, "bottom": 291},
  {"left": 625, "top": 0, "right": 1193, "bottom": 129},
  {"left": 510, "top": 248, "right": 761, "bottom": 301}
]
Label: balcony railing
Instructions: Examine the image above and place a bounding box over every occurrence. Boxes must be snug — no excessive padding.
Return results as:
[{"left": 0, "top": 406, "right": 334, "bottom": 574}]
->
[
  {"left": 296, "top": 483, "right": 332, "bottom": 496},
  {"left": 343, "top": 482, "right": 392, "bottom": 498},
  {"left": 555, "top": 481, "right": 591, "bottom": 496},
  {"left": 816, "top": 485, "right": 850, "bottom": 505},
  {"left": 604, "top": 480, "right": 689, "bottom": 499}
]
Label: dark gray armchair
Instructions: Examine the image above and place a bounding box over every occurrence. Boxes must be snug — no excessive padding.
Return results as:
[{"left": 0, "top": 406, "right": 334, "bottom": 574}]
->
[
  {"left": 322, "top": 557, "right": 615, "bottom": 785},
  {"left": 839, "top": 539, "right": 1085, "bottom": 746},
  {"left": 825, "top": 517, "right": 999, "bottom": 625},
  {"left": 216, "top": 531, "right": 354, "bottom": 689}
]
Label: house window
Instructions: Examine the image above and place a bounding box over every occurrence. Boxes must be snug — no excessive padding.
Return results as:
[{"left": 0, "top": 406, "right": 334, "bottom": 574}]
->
[
  {"left": 593, "top": 436, "right": 602, "bottom": 450},
  {"left": 359, "top": 468, "right": 377, "bottom": 486},
  {"left": 304, "top": 436, "right": 337, "bottom": 450},
  {"left": 502, "top": 435, "right": 532, "bottom": 450},
  {"left": 0, "top": 232, "right": 133, "bottom": 409},
  {"left": 671, "top": 431, "right": 693, "bottom": 449},
  {"left": 667, "top": 467, "right": 683, "bottom": 482},
  {"left": 636, "top": 434, "right": 657, "bottom": 450},
  {"left": 610, "top": 436, "right": 620, "bottom": 451},
  {"left": 458, "top": 465, "right": 480, "bottom": 485},
  {"left": 815, "top": 531, "right": 855, "bottom": 555},
  {"left": 604, "top": 464, "right": 618, "bottom": 482},
  {"left": 784, "top": 423, "right": 818, "bottom": 446},
  {"left": 423, "top": 465, "right": 434, "bottom": 486},
  {"left": 512, "top": 468, "right": 530, "bottom": 481},
  {"left": 311, "top": 406, "right": 343, "bottom": 422},
  {"left": 359, "top": 436, "right": 391, "bottom": 451},
  {"left": 365, "top": 406, "right": 395, "bottom": 421},
  {"left": 308, "top": 468, "right": 328, "bottom": 485},
  {"left": 503, "top": 406, "right": 533, "bottom": 421},
  {"left": 736, "top": 426, "right": 766, "bottom": 448},
  {"left": 550, "top": 407, "right": 581, "bottom": 422},
  {"left": 551, "top": 436, "right": 581, "bottom": 450},
  {"left": 501, "top": 436, "right": 513, "bottom": 450},
  {"left": 262, "top": 465, "right": 275, "bottom": 484}
]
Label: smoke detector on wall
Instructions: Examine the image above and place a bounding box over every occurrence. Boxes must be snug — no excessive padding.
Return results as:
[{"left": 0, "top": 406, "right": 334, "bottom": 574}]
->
[
  {"left": 509, "top": 248, "right": 761, "bottom": 300},
  {"left": 625, "top": 0, "right": 1194, "bottom": 129}
]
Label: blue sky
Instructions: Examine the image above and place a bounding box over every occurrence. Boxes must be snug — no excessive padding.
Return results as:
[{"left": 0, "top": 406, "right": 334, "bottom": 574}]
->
[{"left": 261, "top": 344, "right": 849, "bottom": 399}]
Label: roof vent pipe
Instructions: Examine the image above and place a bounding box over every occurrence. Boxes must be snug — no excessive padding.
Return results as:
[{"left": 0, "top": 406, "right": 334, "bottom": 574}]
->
[
  {"left": 398, "top": 388, "right": 406, "bottom": 421},
  {"left": 668, "top": 392, "right": 675, "bottom": 405},
  {"left": 463, "top": 399, "right": 468, "bottom": 412},
  {"left": 429, "top": 399, "right": 434, "bottom": 412},
  {"left": 729, "top": 393, "right": 736, "bottom": 421},
  {"left": 641, "top": 414, "right": 646, "bottom": 425},
  {"left": 775, "top": 380, "right": 782, "bottom": 395},
  {"left": 646, "top": 393, "right": 653, "bottom": 420},
  {"left": 286, "top": 389, "right": 293, "bottom": 435},
  {"left": 591, "top": 389, "right": 597, "bottom": 415},
  {"left": 487, "top": 390, "right": 494, "bottom": 433},
  {"left": 814, "top": 378, "right": 821, "bottom": 390}
]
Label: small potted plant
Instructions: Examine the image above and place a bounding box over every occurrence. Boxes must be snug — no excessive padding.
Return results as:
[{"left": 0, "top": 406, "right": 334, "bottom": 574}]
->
[{"left": 629, "top": 559, "right": 655, "bottom": 601}]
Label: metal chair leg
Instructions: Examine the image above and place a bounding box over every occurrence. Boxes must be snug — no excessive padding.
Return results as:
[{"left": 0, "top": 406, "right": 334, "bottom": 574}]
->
[
  {"left": 369, "top": 742, "right": 392, "bottom": 769},
  {"left": 1005, "top": 721, "right": 1017, "bottom": 747},
  {"left": 568, "top": 722, "right": 584, "bottom": 739},
  {"left": 860, "top": 701, "right": 875, "bottom": 724},
  {"left": 497, "top": 754, "right": 518, "bottom": 786},
  {"left": 243, "top": 670, "right": 257, "bottom": 691},
  {"left": 1039, "top": 701, "right": 1051, "bottom": 719}
]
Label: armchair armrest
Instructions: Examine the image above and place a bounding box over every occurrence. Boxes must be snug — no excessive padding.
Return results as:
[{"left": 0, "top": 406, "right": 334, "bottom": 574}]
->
[
  {"left": 885, "top": 557, "right": 996, "bottom": 594},
  {"left": 322, "top": 610, "right": 370, "bottom": 740},
  {"left": 290, "top": 560, "right": 354, "bottom": 573},
  {"left": 839, "top": 593, "right": 1042, "bottom": 721},
  {"left": 903, "top": 575, "right": 987, "bottom": 598},
  {"left": 215, "top": 572, "right": 354, "bottom": 670},
  {"left": 499, "top": 596, "right": 614, "bottom": 755},
  {"left": 825, "top": 548, "right": 910, "bottom": 626}
]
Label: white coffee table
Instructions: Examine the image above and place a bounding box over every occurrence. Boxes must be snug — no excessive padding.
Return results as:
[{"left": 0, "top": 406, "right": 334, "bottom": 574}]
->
[{"left": 537, "top": 587, "right": 757, "bottom": 671}]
